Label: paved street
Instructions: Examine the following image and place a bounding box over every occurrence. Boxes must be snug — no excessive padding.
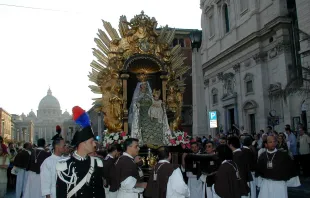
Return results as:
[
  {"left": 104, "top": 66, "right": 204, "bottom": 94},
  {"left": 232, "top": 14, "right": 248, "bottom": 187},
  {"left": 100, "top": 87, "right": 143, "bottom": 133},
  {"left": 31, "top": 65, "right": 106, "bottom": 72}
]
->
[{"left": 4, "top": 179, "right": 310, "bottom": 198}]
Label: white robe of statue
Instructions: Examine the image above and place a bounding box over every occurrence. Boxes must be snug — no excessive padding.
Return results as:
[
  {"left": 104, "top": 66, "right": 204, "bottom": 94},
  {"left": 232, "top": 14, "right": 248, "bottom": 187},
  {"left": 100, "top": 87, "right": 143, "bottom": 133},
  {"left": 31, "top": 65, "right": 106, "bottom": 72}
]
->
[{"left": 128, "top": 81, "right": 170, "bottom": 145}]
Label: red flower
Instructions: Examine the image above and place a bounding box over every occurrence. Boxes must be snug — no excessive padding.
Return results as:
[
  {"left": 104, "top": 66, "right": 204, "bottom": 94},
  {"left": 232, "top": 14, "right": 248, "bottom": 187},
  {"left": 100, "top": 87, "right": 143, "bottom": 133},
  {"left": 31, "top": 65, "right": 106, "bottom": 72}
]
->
[
  {"left": 181, "top": 144, "right": 186, "bottom": 149},
  {"left": 177, "top": 135, "right": 183, "bottom": 141},
  {"left": 186, "top": 143, "right": 191, "bottom": 149},
  {"left": 120, "top": 131, "right": 126, "bottom": 137},
  {"left": 170, "top": 139, "right": 176, "bottom": 144},
  {"left": 190, "top": 138, "right": 196, "bottom": 143},
  {"left": 183, "top": 132, "right": 188, "bottom": 137}
]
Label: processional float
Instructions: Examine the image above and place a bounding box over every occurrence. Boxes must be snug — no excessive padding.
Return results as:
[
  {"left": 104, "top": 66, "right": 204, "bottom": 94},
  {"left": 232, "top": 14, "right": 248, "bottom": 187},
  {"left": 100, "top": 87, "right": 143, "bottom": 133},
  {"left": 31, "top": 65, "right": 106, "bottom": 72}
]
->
[
  {"left": 88, "top": 11, "right": 216, "bottom": 178},
  {"left": 88, "top": 11, "right": 189, "bottom": 143}
]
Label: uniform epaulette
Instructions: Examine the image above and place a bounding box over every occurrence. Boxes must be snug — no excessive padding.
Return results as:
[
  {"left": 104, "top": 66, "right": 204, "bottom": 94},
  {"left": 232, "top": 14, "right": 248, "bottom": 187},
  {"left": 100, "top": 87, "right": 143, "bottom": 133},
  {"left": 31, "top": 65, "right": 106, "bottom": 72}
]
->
[{"left": 56, "top": 157, "right": 70, "bottom": 171}]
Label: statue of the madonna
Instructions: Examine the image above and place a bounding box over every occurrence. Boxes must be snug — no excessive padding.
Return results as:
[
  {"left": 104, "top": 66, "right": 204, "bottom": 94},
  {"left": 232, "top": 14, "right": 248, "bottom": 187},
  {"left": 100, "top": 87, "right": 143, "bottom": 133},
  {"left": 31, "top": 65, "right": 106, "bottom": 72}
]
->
[{"left": 128, "top": 81, "right": 170, "bottom": 146}]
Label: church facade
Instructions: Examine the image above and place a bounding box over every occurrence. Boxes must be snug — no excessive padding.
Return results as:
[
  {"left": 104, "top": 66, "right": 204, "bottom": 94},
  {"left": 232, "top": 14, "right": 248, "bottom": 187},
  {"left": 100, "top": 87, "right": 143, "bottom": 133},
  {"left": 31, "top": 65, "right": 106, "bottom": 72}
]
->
[
  {"left": 13, "top": 88, "right": 77, "bottom": 144},
  {"left": 197, "top": 0, "right": 306, "bottom": 136}
]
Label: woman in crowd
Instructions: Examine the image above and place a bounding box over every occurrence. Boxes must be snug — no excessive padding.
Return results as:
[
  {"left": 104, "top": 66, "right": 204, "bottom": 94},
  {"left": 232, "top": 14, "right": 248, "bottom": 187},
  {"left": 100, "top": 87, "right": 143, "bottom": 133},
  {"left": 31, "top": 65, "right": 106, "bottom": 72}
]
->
[
  {"left": 0, "top": 142, "right": 10, "bottom": 197},
  {"left": 277, "top": 133, "right": 288, "bottom": 151}
]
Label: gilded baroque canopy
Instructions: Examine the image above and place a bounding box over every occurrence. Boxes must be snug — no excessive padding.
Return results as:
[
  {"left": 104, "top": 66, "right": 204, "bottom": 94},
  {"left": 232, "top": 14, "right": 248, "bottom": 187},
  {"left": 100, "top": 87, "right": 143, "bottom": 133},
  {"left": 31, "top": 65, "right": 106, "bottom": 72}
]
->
[{"left": 88, "top": 11, "right": 189, "bottom": 132}]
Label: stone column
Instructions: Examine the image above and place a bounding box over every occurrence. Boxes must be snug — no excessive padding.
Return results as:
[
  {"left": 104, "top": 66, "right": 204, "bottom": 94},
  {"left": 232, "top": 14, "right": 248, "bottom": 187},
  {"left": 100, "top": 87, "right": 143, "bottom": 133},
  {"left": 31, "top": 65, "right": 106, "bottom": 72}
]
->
[
  {"left": 233, "top": 63, "right": 242, "bottom": 127},
  {"left": 192, "top": 48, "right": 208, "bottom": 137},
  {"left": 97, "top": 112, "right": 102, "bottom": 142},
  {"left": 121, "top": 73, "right": 130, "bottom": 133}
]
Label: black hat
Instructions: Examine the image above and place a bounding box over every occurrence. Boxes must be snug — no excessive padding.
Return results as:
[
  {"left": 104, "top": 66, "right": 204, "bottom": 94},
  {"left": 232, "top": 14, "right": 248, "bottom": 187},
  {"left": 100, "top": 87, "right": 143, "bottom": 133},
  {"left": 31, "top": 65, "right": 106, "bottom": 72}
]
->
[
  {"left": 56, "top": 125, "right": 61, "bottom": 133},
  {"left": 52, "top": 125, "right": 62, "bottom": 140},
  {"left": 71, "top": 106, "right": 94, "bottom": 147}
]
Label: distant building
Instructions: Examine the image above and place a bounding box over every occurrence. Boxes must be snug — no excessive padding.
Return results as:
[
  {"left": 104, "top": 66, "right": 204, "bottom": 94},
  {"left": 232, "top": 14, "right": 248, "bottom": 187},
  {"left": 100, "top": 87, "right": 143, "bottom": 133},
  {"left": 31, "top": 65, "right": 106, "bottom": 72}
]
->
[
  {"left": 156, "top": 28, "right": 195, "bottom": 134},
  {"left": 14, "top": 88, "right": 76, "bottom": 144},
  {"left": 11, "top": 114, "right": 34, "bottom": 143},
  {"left": 173, "top": 29, "right": 195, "bottom": 134},
  {"left": 0, "top": 108, "right": 12, "bottom": 142}
]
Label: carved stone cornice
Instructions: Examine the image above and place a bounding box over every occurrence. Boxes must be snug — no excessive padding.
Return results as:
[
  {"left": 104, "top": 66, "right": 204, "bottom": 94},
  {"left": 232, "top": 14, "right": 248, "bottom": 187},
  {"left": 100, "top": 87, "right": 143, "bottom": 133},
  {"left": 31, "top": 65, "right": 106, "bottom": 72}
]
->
[
  {"left": 253, "top": 51, "right": 268, "bottom": 64},
  {"left": 275, "top": 41, "right": 291, "bottom": 53},
  {"left": 233, "top": 63, "right": 240, "bottom": 73},
  {"left": 202, "top": 16, "right": 291, "bottom": 71},
  {"left": 217, "top": 72, "right": 223, "bottom": 81},
  {"left": 204, "top": 78, "right": 210, "bottom": 87},
  {"left": 223, "top": 72, "right": 235, "bottom": 80}
]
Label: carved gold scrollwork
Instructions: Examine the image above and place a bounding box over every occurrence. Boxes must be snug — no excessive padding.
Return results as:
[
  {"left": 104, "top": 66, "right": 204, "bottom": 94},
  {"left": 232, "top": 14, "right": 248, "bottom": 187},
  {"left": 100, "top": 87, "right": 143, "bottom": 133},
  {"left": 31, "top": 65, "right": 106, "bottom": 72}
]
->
[{"left": 89, "top": 11, "right": 189, "bottom": 133}]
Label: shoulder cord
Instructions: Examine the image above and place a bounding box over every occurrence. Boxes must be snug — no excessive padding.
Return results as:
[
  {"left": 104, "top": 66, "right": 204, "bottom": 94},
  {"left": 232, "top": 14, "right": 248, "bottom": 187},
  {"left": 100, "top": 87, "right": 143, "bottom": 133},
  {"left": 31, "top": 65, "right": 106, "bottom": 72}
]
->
[
  {"left": 155, "top": 163, "right": 166, "bottom": 174},
  {"left": 266, "top": 152, "right": 276, "bottom": 163},
  {"left": 57, "top": 162, "right": 78, "bottom": 193},
  {"left": 34, "top": 149, "right": 43, "bottom": 163},
  {"left": 225, "top": 160, "right": 239, "bottom": 173},
  {"left": 114, "top": 155, "right": 124, "bottom": 166}
]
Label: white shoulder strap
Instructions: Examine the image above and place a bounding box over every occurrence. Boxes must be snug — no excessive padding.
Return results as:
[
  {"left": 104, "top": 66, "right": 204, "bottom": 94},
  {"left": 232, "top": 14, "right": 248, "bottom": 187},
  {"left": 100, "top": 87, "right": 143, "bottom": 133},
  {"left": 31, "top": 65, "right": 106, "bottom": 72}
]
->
[{"left": 67, "top": 157, "right": 95, "bottom": 198}]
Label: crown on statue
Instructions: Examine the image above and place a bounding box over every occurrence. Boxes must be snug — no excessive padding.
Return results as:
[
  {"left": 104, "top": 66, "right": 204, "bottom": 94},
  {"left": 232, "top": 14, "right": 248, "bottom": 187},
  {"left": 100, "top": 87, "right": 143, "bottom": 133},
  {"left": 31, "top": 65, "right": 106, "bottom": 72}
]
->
[{"left": 137, "top": 72, "right": 148, "bottom": 82}]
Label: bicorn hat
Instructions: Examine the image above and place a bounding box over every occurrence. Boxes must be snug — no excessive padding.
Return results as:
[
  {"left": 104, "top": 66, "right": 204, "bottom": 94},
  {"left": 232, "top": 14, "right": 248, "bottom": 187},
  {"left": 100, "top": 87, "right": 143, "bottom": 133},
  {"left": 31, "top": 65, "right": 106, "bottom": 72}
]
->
[{"left": 71, "top": 106, "right": 94, "bottom": 147}]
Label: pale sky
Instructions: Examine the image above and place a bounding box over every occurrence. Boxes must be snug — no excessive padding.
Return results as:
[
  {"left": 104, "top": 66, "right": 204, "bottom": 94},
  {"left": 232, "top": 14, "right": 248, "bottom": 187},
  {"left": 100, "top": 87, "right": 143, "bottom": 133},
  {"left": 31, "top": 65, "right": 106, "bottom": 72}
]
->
[{"left": 0, "top": 0, "right": 201, "bottom": 116}]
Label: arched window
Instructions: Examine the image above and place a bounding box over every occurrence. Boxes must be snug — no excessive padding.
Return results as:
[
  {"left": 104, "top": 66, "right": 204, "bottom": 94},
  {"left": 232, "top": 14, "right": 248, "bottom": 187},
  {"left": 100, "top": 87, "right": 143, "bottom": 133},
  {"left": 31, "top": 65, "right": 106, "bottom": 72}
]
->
[
  {"left": 223, "top": 4, "right": 230, "bottom": 33},
  {"left": 179, "top": 39, "right": 184, "bottom": 47},
  {"left": 173, "top": 38, "right": 178, "bottom": 47}
]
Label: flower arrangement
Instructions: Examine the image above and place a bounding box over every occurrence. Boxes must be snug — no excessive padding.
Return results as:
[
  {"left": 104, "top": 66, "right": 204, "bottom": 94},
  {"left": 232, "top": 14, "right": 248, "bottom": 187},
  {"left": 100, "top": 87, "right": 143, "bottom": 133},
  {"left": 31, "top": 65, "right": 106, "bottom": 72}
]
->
[
  {"left": 103, "top": 131, "right": 130, "bottom": 148},
  {"left": 166, "top": 130, "right": 195, "bottom": 149}
]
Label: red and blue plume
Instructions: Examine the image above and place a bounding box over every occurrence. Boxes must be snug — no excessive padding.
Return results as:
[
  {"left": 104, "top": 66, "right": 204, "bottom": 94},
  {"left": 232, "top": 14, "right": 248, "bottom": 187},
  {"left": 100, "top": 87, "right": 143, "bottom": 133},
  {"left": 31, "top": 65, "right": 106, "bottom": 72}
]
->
[{"left": 72, "top": 106, "right": 91, "bottom": 128}]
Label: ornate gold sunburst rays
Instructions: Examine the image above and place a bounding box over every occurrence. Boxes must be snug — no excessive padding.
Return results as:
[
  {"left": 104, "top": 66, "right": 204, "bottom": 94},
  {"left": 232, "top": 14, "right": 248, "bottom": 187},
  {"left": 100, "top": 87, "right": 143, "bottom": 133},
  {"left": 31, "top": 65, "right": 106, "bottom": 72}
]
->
[{"left": 88, "top": 11, "right": 190, "bottom": 132}]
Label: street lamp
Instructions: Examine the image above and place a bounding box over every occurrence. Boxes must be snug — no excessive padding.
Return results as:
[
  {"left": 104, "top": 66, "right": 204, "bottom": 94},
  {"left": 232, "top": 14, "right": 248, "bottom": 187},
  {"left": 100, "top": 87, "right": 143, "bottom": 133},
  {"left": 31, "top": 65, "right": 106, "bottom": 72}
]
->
[{"left": 189, "top": 30, "right": 202, "bottom": 51}]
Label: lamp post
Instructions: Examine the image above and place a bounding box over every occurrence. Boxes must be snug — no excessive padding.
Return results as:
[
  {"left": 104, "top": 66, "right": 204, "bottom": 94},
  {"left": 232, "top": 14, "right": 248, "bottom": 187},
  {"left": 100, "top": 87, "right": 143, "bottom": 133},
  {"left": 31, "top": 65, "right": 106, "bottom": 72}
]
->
[
  {"left": 190, "top": 30, "right": 202, "bottom": 51},
  {"left": 189, "top": 30, "right": 208, "bottom": 137},
  {"left": 97, "top": 112, "right": 102, "bottom": 143}
]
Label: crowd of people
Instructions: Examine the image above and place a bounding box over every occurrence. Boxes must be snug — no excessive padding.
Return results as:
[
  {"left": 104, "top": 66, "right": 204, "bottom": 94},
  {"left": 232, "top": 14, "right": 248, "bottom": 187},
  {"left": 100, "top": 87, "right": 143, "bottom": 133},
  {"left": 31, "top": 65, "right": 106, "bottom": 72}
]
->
[
  {"left": 188, "top": 124, "right": 309, "bottom": 198},
  {"left": 0, "top": 122, "right": 309, "bottom": 198}
]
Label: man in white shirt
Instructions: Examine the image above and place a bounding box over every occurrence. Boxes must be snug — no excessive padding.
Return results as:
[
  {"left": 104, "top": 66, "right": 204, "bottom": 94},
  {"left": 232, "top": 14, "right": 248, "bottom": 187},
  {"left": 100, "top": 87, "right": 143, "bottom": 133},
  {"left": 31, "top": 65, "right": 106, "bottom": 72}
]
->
[
  {"left": 13, "top": 142, "right": 32, "bottom": 198},
  {"left": 182, "top": 142, "right": 203, "bottom": 198},
  {"left": 256, "top": 136, "right": 299, "bottom": 198},
  {"left": 112, "top": 138, "right": 147, "bottom": 198},
  {"left": 145, "top": 146, "right": 190, "bottom": 198},
  {"left": 40, "top": 137, "right": 65, "bottom": 198},
  {"left": 298, "top": 126, "right": 310, "bottom": 178},
  {"left": 23, "top": 138, "right": 51, "bottom": 198}
]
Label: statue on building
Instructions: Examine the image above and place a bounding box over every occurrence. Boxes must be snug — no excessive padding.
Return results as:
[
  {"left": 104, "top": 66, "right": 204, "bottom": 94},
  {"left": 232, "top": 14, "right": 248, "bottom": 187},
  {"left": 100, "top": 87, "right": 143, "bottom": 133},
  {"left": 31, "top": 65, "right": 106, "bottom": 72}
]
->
[{"left": 222, "top": 73, "right": 235, "bottom": 96}]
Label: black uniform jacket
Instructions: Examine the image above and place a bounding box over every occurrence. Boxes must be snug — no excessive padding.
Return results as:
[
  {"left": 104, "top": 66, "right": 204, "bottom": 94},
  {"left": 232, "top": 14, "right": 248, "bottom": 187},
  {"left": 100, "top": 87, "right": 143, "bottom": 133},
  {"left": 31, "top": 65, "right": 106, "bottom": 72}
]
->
[{"left": 56, "top": 154, "right": 105, "bottom": 198}]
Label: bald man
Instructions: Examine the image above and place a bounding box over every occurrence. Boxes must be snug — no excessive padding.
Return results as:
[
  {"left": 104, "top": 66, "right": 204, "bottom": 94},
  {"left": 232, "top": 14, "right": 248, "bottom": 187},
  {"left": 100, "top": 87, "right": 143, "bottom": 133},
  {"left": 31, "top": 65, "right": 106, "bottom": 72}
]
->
[{"left": 256, "top": 136, "right": 298, "bottom": 198}]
